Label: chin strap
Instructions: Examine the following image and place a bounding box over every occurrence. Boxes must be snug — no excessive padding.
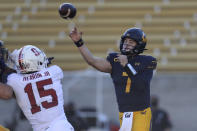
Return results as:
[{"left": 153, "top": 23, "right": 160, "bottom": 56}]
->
[{"left": 121, "top": 49, "right": 134, "bottom": 55}]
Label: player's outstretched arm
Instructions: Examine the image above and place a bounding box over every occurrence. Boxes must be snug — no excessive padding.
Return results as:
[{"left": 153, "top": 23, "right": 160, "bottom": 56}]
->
[
  {"left": 0, "top": 83, "right": 13, "bottom": 99},
  {"left": 69, "top": 27, "right": 112, "bottom": 73}
]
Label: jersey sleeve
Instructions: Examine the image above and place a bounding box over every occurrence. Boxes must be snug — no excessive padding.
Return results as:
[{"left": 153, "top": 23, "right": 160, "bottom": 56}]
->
[
  {"left": 130, "top": 56, "right": 157, "bottom": 73},
  {"left": 146, "top": 57, "right": 157, "bottom": 70},
  {"left": 49, "top": 65, "right": 64, "bottom": 80},
  {"left": 106, "top": 52, "right": 118, "bottom": 66}
]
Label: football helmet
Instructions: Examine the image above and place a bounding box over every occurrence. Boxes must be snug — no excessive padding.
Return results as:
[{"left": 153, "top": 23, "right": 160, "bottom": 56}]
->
[
  {"left": 120, "top": 27, "right": 147, "bottom": 55},
  {"left": 16, "top": 45, "right": 48, "bottom": 73}
]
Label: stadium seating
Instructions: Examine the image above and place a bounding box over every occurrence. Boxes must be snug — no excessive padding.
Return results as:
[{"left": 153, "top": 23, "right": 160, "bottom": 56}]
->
[{"left": 0, "top": 0, "right": 197, "bottom": 72}]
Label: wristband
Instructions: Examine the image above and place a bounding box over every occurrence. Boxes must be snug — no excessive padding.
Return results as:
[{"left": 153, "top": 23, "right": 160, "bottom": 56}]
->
[
  {"left": 74, "top": 39, "right": 84, "bottom": 47},
  {"left": 124, "top": 63, "right": 137, "bottom": 75}
]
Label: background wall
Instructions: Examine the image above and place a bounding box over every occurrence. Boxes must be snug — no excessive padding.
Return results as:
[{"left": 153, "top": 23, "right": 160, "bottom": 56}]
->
[
  {"left": 0, "top": 71, "right": 197, "bottom": 131},
  {"left": 63, "top": 70, "right": 197, "bottom": 131}
]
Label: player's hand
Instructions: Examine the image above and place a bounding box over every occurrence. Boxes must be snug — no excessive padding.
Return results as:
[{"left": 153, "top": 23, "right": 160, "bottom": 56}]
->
[
  {"left": 69, "top": 27, "right": 82, "bottom": 42},
  {"left": 117, "top": 54, "right": 128, "bottom": 67}
]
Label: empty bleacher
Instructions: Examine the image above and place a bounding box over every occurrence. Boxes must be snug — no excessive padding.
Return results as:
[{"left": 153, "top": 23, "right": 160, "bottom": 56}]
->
[{"left": 0, "top": 0, "right": 197, "bottom": 72}]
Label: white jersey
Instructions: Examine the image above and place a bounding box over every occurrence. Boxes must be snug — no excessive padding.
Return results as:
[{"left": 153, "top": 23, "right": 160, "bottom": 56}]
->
[{"left": 7, "top": 65, "right": 70, "bottom": 131}]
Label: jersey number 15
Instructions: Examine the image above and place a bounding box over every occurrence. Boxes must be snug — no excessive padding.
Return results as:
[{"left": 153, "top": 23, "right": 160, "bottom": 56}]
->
[{"left": 24, "top": 78, "right": 58, "bottom": 114}]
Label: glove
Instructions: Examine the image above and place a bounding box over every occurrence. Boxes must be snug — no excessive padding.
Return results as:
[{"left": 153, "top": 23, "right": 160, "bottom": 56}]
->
[{"left": 47, "top": 57, "right": 54, "bottom": 66}]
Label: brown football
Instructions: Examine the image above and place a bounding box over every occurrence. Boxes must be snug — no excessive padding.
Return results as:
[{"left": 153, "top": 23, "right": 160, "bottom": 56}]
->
[{"left": 59, "top": 3, "right": 77, "bottom": 19}]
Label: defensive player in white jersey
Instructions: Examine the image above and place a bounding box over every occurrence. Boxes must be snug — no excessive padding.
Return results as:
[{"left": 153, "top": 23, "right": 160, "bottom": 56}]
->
[{"left": 0, "top": 45, "right": 74, "bottom": 131}]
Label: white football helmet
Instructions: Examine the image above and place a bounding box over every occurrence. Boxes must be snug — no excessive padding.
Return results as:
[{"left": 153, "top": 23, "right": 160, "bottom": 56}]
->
[{"left": 16, "top": 45, "right": 48, "bottom": 73}]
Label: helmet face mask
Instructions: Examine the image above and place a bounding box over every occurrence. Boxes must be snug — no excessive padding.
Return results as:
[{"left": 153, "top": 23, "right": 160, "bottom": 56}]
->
[
  {"left": 121, "top": 38, "right": 137, "bottom": 55},
  {"left": 120, "top": 27, "right": 147, "bottom": 55},
  {"left": 16, "top": 45, "right": 48, "bottom": 74}
]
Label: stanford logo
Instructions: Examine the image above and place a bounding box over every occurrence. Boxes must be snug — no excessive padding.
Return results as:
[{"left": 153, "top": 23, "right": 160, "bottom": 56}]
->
[
  {"left": 31, "top": 48, "right": 40, "bottom": 56},
  {"left": 125, "top": 113, "right": 131, "bottom": 118}
]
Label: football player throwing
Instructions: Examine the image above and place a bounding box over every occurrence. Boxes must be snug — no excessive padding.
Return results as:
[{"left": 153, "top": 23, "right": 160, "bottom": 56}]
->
[{"left": 69, "top": 27, "right": 157, "bottom": 131}]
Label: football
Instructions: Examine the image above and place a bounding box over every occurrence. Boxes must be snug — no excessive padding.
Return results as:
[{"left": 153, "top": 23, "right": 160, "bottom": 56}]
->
[{"left": 59, "top": 3, "right": 77, "bottom": 19}]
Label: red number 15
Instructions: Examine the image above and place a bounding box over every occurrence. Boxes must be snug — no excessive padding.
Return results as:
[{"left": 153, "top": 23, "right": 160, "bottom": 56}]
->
[{"left": 24, "top": 78, "right": 58, "bottom": 114}]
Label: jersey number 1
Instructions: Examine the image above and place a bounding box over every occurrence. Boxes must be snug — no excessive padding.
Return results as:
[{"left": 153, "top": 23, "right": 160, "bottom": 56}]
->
[
  {"left": 122, "top": 72, "right": 131, "bottom": 93},
  {"left": 24, "top": 78, "right": 58, "bottom": 114}
]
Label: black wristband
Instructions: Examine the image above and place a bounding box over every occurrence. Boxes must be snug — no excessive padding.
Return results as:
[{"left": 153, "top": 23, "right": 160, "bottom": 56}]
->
[
  {"left": 74, "top": 39, "right": 84, "bottom": 47},
  {"left": 124, "top": 63, "right": 137, "bottom": 76}
]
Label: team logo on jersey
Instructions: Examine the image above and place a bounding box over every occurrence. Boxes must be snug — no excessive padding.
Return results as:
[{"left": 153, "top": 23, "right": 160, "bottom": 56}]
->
[
  {"left": 120, "top": 116, "right": 123, "bottom": 120},
  {"left": 122, "top": 72, "right": 128, "bottom": 76},
  {"left": 135, "top": 62, "right": 140, "bottom": 66},
  {"left": 114, "top": 58, "right": 119, "bottom": 62},
  {"left": 125, "top": 113, "right": 131, "bottom": 118}
]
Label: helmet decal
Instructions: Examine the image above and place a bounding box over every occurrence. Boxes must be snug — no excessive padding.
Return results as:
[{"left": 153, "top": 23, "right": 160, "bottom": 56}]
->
[
  {"left": 142, "top": 32, "right": 147, "bottom": 43},
  {"left": 31, "top": 48, "right": 40, "bottom": 56}
]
